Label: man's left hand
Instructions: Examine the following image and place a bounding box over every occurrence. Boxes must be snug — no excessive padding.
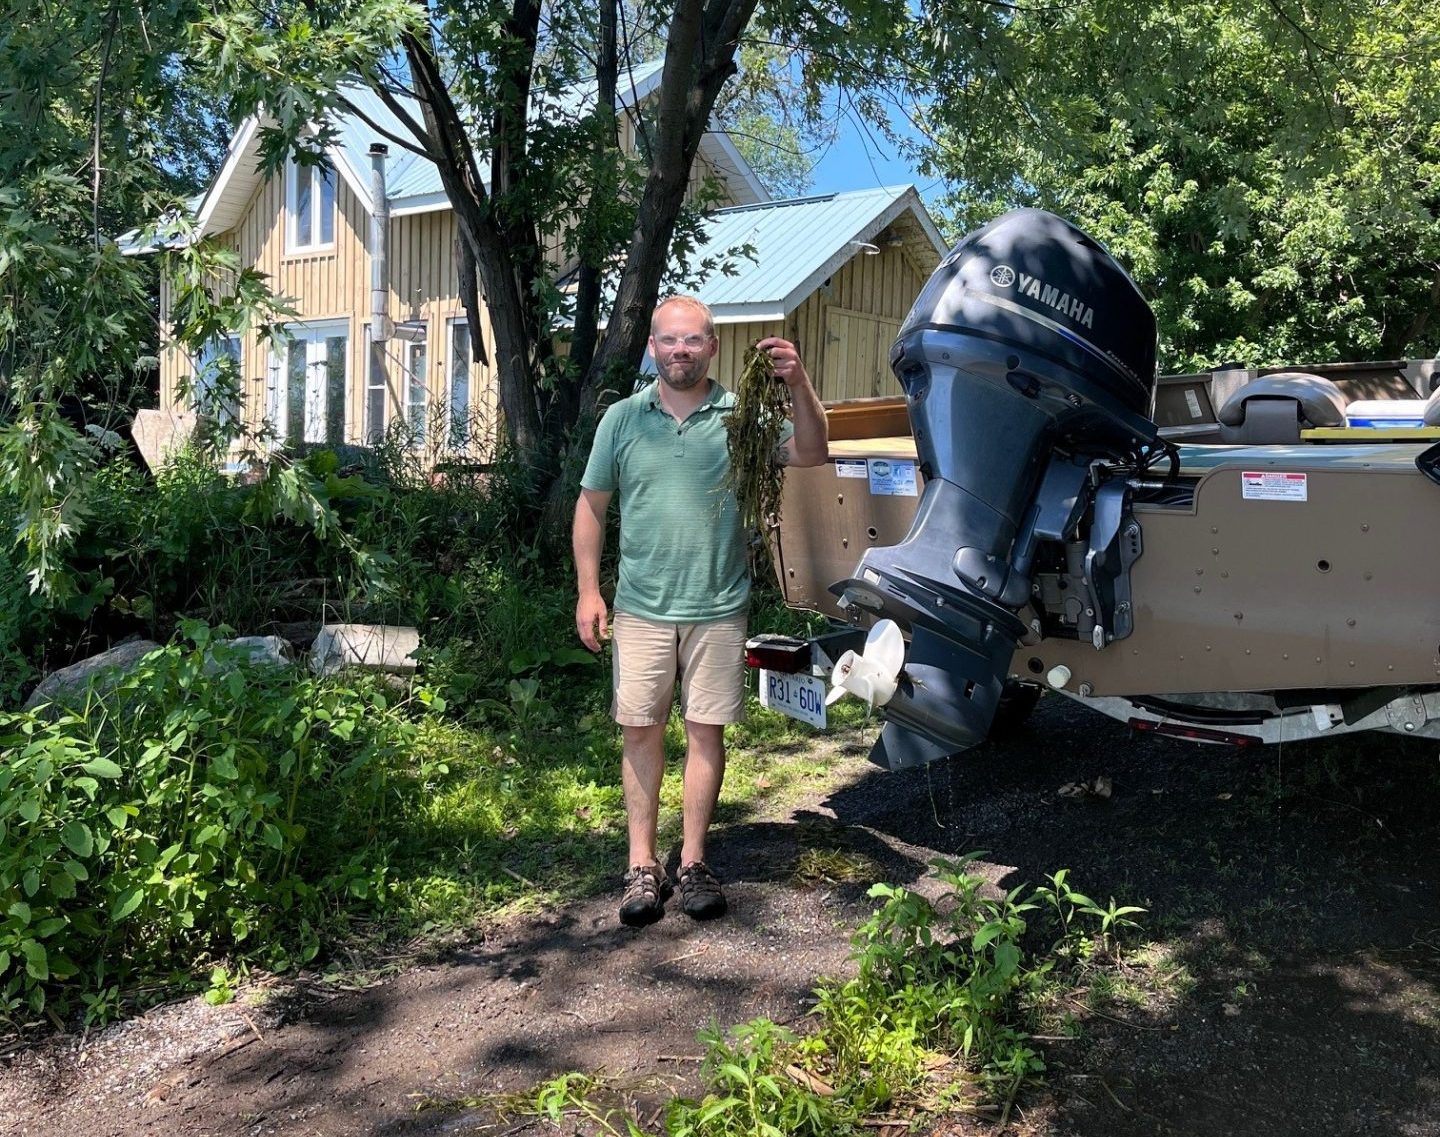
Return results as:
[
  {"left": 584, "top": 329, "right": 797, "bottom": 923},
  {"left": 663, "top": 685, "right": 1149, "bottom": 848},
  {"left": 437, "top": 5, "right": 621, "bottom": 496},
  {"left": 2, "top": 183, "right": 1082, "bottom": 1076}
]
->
[{"left": 756, "top": 336, "right": 811, "bottom": 390}]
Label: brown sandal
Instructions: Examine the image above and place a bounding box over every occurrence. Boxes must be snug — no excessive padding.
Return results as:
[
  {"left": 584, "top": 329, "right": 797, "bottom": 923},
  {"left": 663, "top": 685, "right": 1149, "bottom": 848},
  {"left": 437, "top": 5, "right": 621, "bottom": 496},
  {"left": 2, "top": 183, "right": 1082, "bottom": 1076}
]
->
[
  {"left": 677, "top": 861, "right": 727, "bottom": 920},
  {"left": 619, "top": 864, "right": 672, "bottom": 927}
]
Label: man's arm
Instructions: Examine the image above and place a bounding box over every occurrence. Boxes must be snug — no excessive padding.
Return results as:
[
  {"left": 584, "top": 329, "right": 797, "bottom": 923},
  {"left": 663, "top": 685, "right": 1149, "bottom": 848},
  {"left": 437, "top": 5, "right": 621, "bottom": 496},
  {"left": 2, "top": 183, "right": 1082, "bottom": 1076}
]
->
[
  {"left": 756, "top": 336, "right": 829, "bottom": 467},
  {"left": 573, "top": 487, "right": 614, "bottom": 651}
]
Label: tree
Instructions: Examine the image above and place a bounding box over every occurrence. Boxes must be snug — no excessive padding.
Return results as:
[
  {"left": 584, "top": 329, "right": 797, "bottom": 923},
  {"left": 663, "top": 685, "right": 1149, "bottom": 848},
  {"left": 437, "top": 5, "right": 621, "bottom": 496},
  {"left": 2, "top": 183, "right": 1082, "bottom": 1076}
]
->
[
  {"left": 194, "top": 0, "right": 946, "bottom": 496},
  {"left": 0, "top": 0, "right": 293, "bottom": 594},
  {"left": 919, "top": 0, "right": 1440, "bottom": 371}
]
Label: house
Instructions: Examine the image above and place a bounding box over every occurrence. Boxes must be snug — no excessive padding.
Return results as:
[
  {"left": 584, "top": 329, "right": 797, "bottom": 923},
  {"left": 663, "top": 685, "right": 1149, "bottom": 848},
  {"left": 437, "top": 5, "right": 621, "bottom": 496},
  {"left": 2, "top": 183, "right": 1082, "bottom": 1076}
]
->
[
  {"left": 670, "top": 185, "right": 947, "bottom": 401},
  {"left": 148, "top": 64, "right": 948, "bottom": 454}
]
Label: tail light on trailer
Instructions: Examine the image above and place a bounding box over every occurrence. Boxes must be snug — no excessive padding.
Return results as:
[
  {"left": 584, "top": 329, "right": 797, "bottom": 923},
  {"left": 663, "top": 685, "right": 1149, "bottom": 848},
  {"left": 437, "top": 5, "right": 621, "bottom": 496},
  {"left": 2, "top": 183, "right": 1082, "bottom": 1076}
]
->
[{"left": 745, "top": 635, "right": 811, "bottom": 674}]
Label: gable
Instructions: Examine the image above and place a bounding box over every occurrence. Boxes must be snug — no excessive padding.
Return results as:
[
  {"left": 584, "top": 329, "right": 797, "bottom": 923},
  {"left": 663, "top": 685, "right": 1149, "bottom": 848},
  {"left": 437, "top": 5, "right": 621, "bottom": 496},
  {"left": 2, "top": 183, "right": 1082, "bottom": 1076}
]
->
[{"left": 190, "top": 65, "right": 767, "bottom": 240}]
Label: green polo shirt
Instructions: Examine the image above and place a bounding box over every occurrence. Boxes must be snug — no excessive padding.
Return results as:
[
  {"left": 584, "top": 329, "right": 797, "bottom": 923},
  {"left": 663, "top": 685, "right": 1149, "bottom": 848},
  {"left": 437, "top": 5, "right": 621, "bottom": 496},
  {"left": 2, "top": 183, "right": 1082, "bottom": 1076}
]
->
[{"left": 581, "top": 379, "right": 789, "bottom": 623}]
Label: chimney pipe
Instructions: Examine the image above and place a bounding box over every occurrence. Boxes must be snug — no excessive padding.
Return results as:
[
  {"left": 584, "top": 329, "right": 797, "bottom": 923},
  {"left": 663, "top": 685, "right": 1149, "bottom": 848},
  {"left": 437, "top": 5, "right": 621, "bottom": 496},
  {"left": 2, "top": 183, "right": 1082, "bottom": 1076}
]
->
[{"left": 368, "top": 143, "right": 391, "bottom": 343}]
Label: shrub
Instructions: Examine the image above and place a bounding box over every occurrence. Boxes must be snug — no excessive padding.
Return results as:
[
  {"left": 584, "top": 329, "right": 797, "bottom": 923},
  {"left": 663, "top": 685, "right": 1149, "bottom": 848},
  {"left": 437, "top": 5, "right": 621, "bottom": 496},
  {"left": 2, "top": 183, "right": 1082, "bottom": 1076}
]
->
[
  {"left": 0, "top": 537, "right": 43, "bottom": 706},
  {"left": 0, "top": 622, "right": 429, "bottom": 1021}
]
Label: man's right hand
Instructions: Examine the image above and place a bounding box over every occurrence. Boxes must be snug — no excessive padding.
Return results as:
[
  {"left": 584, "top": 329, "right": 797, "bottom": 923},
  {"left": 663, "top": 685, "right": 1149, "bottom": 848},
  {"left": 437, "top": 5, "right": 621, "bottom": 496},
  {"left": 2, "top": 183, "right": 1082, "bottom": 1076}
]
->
[{"left": 577, "top": 591, "right": 610, "bottom": 652}]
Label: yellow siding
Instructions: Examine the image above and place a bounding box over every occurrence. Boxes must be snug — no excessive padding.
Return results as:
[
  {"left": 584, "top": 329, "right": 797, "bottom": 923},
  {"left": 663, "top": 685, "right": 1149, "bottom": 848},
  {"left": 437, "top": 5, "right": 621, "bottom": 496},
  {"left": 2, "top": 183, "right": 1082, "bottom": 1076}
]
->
[
  {"left": 159, "top": 172, "right": 497, "bottom": 457},
  {"left": 713, "top": 320, "right": 786, "bottom": 390},
  {"left": 705, "top": 244, "right": 929, "bottom": 401}
]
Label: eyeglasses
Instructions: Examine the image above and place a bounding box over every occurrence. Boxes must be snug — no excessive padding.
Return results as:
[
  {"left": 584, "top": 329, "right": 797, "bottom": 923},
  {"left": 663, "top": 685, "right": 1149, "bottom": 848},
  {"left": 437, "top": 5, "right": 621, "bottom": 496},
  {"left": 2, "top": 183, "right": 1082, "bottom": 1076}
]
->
[{"left": 654, "top": 333, "right": 711, "bottom": 350}]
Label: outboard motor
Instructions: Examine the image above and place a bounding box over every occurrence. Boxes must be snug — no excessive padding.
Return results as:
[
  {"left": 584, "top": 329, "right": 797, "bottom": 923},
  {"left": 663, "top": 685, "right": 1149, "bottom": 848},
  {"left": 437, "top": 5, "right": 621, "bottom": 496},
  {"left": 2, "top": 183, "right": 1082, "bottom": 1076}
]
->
[{"left": 829, "top": 209, "right": 1164, "bottom": 769}]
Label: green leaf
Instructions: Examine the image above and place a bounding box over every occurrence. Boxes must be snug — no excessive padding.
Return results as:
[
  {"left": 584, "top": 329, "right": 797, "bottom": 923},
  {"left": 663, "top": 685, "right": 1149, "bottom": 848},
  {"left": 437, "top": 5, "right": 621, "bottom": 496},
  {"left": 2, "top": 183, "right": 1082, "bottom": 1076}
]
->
[
  {"left": 17, "top": 799, "right": 40, "bottom": 824},
  {"left": 104, "top": 806, "right": 129, "bottom": 830},
  {"left": 8, "top": 900, "right": 32, "bottom": 925},
  {"left": 972, "top": 921, "right": 1006, "bottom": 951},
  {"left": 63, "top": 859, "right": 89, "bottom": 881},
  {"left": 550, "top": 647, "right": 600, "bottom": 668},
  {"left": 210, "top": 750, "right": 239, "bottom": 780},
  {"left": 111, "top": 886, "right": 144, "bottom": 920},
  {"left": 48, "top": 953, "right": 79, "bottom": 981},
  {"left": 0, "top": 949, "right": 10, "bottom": 975},
  {"left": 82, "top": 756, "right": 124, "bottom": 779},
  {"left": 21, "top": 940, "right": 48, "bottom": 981},
  {"left": 60, "top": 820, "right": 94, "bottom": 858},
  {"left": 22, "top": 868, "right": 39, "bottom": 897}
]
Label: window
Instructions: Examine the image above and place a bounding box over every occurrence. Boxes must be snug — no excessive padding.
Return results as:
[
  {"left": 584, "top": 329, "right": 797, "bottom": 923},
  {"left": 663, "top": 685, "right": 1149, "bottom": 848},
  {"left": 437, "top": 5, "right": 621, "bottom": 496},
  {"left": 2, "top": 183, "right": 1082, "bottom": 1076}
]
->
[
  {"left": 267, "top": 323, "right": 349, "bottom": 446},
  {"left": 403, "top": 332, "right": 428, "bottom": 448},
  {"left": 365, "top": 325, "right": 388, "bottom": 445},
  {"left": 286, "top": 159, "right": 336, "bottom": 252},
  {"left": 447, "top": 318, "right": 471, "bottom": 447},
  {"left": 194, "top": 335, "right": 241, "bottom": 428}
]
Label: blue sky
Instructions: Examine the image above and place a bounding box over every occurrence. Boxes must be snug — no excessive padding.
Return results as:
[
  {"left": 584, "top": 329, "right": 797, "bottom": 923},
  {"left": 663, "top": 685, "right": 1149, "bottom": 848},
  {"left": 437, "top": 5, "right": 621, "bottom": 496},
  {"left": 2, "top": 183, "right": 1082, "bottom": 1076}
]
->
[{"left": 803, "top": 107, "right": 946, "bottom": 203}]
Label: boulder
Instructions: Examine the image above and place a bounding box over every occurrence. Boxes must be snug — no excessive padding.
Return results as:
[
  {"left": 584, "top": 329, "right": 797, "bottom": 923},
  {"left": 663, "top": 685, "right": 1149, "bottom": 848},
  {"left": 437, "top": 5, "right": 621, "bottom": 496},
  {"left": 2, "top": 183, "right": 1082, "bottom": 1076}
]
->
[
  {"left": 23, "top": 640, "right": 161, "bottom": 713},
  {"left": 309, "top": 624, "right": 421, "bottom": 677}
]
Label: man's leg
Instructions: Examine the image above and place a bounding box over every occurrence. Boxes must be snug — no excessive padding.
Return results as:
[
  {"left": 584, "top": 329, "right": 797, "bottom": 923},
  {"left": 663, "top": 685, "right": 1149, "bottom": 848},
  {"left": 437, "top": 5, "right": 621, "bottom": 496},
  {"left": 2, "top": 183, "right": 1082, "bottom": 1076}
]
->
[
  {"left": 680, "top": 720, "right": 725, "bottom": 867},
  {"left": 673, "top": 612, "right": 746, "bottom": 920},
  {"left": 622, "top": 723, "right": 667, "bottom": 868},
  {"left": 612, "top": 612, "right": 679, "bottom": 927}
]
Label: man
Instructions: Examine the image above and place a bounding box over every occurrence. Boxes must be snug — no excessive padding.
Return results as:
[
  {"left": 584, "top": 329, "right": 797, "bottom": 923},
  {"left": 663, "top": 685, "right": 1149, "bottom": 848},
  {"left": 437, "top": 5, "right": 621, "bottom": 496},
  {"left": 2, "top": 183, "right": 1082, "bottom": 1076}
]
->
[{"left": 573, "top": 295, "right": 828, "bottom": 927}]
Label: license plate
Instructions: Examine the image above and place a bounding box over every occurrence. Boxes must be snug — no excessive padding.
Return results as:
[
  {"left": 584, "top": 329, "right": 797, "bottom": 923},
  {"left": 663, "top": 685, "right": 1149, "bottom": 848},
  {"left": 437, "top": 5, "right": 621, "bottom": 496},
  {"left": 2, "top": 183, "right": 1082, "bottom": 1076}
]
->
[{"left": 759, "top": 669, "right": 827, "bottom": 728}]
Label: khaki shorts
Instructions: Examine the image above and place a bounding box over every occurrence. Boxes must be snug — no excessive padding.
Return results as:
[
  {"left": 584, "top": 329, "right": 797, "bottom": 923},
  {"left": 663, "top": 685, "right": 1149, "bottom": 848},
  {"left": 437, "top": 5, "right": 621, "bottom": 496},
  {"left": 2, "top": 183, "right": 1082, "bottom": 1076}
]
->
[{"left": 610, "top": 610, "right": 748, "bottom": 727}]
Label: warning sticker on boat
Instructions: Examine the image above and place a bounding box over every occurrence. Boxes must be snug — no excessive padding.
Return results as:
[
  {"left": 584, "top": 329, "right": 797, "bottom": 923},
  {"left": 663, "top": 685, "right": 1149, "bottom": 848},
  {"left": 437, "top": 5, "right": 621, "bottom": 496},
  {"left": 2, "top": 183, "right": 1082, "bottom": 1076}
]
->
[
  {"left": 1241, "top": 471, "right": 1308, "bottom": 501},
  {"left": 834, "top": 458, "right": 869, "bottom": 479},
  {"left": 868, "top": 458, "right": 919, "bottom": 497}
]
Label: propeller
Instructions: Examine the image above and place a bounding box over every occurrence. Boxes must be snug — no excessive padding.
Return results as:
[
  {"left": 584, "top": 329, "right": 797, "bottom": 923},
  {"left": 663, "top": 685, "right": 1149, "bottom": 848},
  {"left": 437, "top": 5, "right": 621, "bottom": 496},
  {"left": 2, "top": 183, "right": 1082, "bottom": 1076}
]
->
[{"left": 827, "top": 619, "right": 905, "bottom": 709}]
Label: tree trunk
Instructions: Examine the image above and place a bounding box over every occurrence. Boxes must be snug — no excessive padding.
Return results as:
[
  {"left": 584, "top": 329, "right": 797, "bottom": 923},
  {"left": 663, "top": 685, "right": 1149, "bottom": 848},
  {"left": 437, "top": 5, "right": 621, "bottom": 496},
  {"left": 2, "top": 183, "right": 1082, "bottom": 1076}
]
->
[
  {"left": 553, "top": 0, "right": 619, "bottom": 441},
  {"left": 578, "top": 0, "right": 759, "bottom": 419},
  {"left": 400, "top": 15, "right": 552, "bottom": 470}
]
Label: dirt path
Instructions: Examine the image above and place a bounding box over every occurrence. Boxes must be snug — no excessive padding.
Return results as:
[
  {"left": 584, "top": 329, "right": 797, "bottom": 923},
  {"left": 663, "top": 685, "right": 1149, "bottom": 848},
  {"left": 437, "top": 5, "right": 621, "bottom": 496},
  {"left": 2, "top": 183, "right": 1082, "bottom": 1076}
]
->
[{"left": 4, "top": 697, "right": 1440, "bottom": 1136}]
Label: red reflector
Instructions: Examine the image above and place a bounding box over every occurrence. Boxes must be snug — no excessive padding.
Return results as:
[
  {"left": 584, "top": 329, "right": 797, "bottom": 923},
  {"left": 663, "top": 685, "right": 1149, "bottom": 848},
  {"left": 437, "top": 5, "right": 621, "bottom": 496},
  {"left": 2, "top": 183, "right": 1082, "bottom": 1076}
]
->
[
  {"left": 745, "top": 635, "right": 810, "bottom": 674},
  {"left": 1129, "top": 718, "right": 1262, "bottom": 748}
]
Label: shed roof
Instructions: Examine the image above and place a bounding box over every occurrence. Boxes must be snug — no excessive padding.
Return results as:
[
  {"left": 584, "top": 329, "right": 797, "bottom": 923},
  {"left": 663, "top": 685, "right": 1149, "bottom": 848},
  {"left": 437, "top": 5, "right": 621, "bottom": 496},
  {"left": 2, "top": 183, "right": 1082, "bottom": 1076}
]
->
[{"left": 682, "top": 185, "right": 949, "bottom": 323}]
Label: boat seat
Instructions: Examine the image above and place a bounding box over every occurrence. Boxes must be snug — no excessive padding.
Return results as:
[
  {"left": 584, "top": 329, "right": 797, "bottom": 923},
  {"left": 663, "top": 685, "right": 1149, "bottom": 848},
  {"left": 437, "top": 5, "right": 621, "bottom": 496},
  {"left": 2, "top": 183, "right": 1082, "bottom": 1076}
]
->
[
  {"left": 1428, "top": 386, "right": 1440, "bottom": 426},
  {"left": 1217, "top": 372, "right": 1347, "bottom": 444}
]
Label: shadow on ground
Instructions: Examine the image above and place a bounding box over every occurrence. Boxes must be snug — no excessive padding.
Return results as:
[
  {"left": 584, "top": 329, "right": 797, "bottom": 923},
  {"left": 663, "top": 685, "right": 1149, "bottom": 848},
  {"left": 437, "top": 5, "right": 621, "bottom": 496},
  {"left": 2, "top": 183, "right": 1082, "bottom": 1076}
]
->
[{"left": 827, "top": 692, "right": 1440, "bottom": 1136}]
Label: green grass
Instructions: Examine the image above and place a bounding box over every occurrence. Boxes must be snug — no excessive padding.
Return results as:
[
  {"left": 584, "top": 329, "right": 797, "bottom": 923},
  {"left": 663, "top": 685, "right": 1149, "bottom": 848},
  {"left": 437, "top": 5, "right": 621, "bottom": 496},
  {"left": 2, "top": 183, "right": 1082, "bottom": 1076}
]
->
[{"left": 363, "top": 681, "right": 869, "bottom": 944}]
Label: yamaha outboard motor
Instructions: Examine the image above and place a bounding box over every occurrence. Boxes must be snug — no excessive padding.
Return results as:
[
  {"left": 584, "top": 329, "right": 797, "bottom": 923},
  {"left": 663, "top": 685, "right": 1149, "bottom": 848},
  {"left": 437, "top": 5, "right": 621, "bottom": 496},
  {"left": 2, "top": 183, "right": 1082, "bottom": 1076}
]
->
[{"left": 830, "top": 209, "right": 1163, "bottom": 769}]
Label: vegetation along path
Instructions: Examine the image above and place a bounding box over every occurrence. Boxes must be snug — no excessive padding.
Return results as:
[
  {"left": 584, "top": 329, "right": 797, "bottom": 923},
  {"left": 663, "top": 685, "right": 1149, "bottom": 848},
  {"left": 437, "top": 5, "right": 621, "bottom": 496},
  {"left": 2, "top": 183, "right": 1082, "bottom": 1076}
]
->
[{"left": 3, "top": 694, "right": 1439, "bottom": 1137}]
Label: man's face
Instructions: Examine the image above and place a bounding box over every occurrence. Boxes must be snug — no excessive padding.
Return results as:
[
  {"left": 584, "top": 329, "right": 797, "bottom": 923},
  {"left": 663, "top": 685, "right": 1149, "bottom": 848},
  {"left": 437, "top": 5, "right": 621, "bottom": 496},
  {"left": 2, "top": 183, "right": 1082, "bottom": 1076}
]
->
[{"left": 649, "top": 305, "right": 717, "bottom": 392}]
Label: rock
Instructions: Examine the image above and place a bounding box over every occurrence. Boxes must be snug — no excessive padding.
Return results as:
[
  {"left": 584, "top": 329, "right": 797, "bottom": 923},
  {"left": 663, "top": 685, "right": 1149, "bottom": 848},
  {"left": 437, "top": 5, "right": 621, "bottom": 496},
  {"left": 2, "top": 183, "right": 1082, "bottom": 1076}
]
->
[
  {"left": 23, "top": 640, "right": 162, "bottom": 713},
  {"left": 205, "top": 636, "right": 293, "bottom": 674},
  {"left": 131, "top": 408, "right": 200, "bottom": 473},
  {"left": 308, "top": 624, "right": 421, "bottom": 677}
]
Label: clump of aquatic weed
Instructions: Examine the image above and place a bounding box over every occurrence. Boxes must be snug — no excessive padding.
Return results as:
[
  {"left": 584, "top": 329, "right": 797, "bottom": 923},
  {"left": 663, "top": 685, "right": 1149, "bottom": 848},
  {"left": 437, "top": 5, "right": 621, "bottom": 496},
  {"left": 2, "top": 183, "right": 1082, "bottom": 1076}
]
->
[{"left": 724, "top": 346, "right": 787, "bottom": 542}]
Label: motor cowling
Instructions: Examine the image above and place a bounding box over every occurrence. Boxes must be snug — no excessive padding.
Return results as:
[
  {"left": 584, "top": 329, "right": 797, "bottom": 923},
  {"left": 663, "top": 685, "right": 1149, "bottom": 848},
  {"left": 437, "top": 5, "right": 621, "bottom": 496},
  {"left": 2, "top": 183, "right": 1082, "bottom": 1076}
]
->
[{"left": 831, "top": 209, "right": 1162, "bottom": 769}]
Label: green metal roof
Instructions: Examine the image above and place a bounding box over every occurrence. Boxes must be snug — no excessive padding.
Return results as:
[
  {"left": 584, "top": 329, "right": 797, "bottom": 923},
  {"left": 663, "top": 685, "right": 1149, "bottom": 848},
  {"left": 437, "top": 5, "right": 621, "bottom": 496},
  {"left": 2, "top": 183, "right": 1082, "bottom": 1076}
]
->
[{"left": 678, "top": 185, "right": 948, "bottom": 321}]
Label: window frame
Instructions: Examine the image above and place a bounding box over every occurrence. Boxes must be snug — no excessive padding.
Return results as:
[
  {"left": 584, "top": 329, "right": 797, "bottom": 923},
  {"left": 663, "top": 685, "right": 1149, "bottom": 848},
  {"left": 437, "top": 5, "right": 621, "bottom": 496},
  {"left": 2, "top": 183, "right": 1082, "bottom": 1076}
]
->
[
  {"left": 194, "top": 333, "right": 242, "bottom": 428},
  {"left": 285, "top": 158, "right": 337, "bottom": 254},
  {"left": 266, "top": 320, "right": 350, "bottom": 447},
  {"left": 399, "top": 327, "right": 429, "bottom": 449},
  {"left": 446, "top": 317, "right": 472, "bottom": 448}
]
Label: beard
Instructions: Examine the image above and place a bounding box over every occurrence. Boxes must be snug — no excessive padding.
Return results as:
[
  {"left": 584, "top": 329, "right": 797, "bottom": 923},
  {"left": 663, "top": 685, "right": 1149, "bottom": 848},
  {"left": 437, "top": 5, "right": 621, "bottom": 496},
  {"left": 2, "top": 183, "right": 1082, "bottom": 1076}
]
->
[{"left": 659, "top": 359, "right": 707, "bottom": 390}]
